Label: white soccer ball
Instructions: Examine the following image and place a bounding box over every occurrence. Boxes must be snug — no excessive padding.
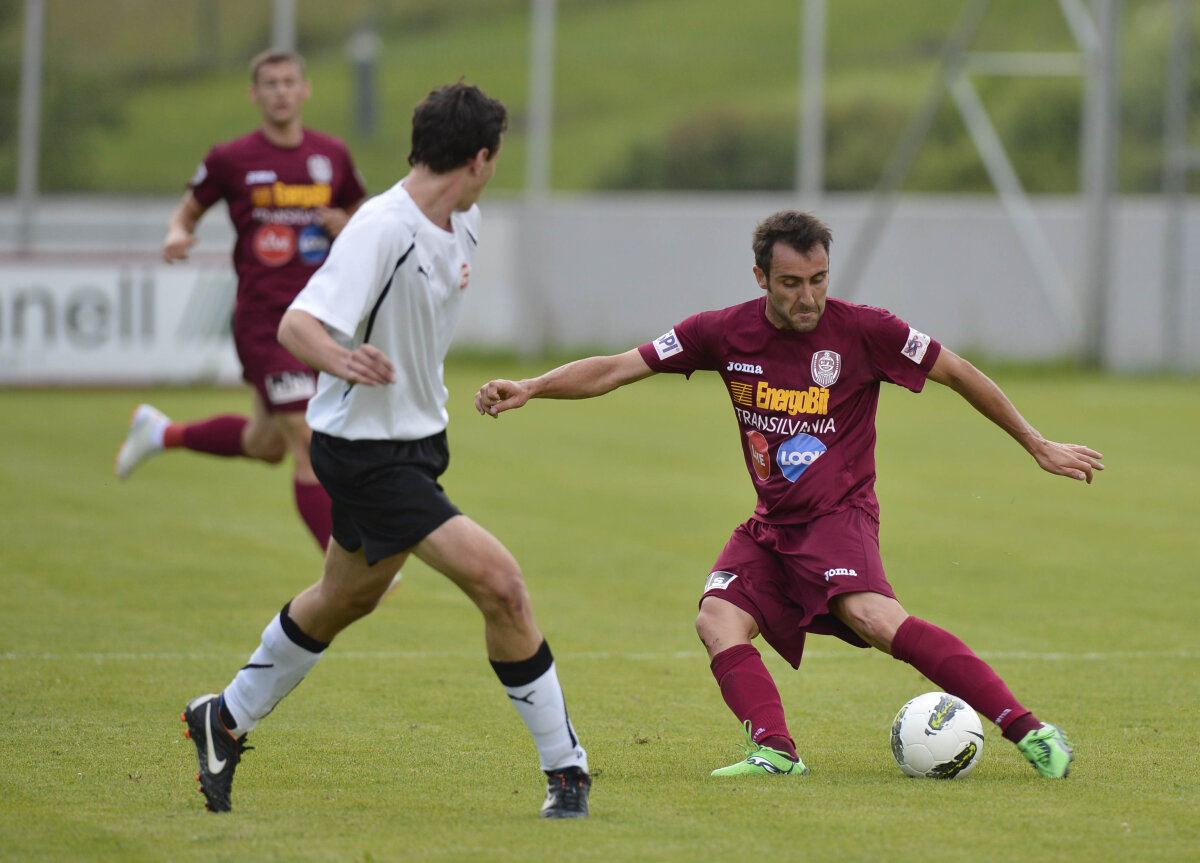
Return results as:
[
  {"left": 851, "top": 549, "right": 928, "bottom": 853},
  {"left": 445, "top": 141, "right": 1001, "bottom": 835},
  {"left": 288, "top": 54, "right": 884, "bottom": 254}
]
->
[{"left": 890, "top": 691, "right": 985, "bottom": 779}]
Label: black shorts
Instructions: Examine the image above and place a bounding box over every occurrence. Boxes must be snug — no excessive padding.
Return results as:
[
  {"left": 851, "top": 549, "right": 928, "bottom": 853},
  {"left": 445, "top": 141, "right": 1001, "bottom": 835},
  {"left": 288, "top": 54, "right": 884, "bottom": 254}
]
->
[{"left": 310, "top": 431, "right": 461, "bottom": 565}]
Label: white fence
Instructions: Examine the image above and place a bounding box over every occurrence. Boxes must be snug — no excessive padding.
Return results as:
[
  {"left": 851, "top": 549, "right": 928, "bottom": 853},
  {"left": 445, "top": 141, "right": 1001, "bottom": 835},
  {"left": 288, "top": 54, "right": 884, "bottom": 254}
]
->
[{"left": 0, "top": 193, "right": 1196, "bottom": 385}]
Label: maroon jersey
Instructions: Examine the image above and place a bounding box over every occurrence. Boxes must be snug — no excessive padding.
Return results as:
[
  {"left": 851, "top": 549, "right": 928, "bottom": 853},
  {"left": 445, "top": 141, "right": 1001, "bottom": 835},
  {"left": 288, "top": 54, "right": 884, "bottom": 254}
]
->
[
  {"left": 638, "top": 297, "right": 941, "bottom": 524},
  {"left": 188, "top": 129, "right": 366, "bottom": 341}
]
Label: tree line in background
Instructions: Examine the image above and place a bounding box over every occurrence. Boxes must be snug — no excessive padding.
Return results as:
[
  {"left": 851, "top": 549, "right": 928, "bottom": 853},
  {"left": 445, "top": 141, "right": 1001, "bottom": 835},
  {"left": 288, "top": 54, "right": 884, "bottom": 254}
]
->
[{"left": 0, "top": 0, "right": 1195, "bottom": 195}]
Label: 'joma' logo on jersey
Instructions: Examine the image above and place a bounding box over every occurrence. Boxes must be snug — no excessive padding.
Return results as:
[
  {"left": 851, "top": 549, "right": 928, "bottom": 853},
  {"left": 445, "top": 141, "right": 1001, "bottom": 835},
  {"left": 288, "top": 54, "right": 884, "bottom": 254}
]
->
[{"left": 726, "top": 361, "right": 763, "bottom": 374}]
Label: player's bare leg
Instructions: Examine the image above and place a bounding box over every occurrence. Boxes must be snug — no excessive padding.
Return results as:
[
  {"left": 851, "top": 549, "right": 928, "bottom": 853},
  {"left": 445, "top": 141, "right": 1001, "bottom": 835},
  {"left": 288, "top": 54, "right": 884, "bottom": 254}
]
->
[
  {"left": 697, "top": 597, "right": 807, "bottom": 776},
  {"left": 414, "top": 515, "right": 541, "bottom": 660},
  {"left": 288, "top": 541, "right": 407, "bottom": 641},
  {"left": 415, "top": 515, "right": 590, "bottom": 816}
]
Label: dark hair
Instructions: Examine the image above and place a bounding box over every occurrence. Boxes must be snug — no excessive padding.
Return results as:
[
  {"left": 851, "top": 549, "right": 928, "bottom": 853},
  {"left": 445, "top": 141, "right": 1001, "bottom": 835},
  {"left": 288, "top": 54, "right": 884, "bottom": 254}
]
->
[
  {"left": 752, "top": 210, "right": 832, "bottom": 277},
  {"left": 408, "top": 83, "right": 508, "bottom": 173},
  {"left": 249, "top": 49, "right": 305, "bottom": 83}
]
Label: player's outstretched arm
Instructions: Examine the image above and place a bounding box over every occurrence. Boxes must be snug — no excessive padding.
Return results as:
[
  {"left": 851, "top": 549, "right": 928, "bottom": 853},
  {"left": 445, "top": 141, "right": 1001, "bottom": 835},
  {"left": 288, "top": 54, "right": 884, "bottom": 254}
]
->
[
  {"left": 278, "top": 308, "right": 396, "bottom": 386},
  {"left": 476, "top": 348, "right": 655, "bottom": 418},
  {"left": 162, "top": 193, "right": 207, "bottom": 263},
  {"left": 927, "top": 347, "right": 1104, "bottom": 483}
]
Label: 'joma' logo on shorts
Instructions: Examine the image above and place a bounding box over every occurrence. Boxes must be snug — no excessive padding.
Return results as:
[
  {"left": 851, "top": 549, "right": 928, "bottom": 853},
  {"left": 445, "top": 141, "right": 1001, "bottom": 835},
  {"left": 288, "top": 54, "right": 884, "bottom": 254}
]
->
[{"left": 823, "top": 567, "right": 858, "bottom": 581}]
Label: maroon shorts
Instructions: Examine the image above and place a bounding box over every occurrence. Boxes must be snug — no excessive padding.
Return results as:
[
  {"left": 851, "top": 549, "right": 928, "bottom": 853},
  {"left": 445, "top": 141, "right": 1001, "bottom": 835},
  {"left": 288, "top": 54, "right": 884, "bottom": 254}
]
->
[
  {"left": 700, "top": 507, "right": 896, "bottom": 668},
  {"left": 233, "top": 309, "right": 316, "bottom": 414}
]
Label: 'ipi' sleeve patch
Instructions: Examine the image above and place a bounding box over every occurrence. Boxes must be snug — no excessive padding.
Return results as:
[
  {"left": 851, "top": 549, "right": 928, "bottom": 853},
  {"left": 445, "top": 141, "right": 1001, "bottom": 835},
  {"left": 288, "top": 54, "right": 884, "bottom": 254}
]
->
[{"left": 653, "top": 328, "right": 683, "bottom": 360}]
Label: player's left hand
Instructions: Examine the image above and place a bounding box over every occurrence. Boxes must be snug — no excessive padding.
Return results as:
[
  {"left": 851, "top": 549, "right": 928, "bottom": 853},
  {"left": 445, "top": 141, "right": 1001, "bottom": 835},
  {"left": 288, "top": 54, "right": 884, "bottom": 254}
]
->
[
  {"left": 316, "top": 207, "right": 351, "bottom": 238},
  {"left": 339, "top": 344, "right": 395, "bottom": 386},
  {"left": 1031, "top": 440, "right": 1104, "bottom": 483}
]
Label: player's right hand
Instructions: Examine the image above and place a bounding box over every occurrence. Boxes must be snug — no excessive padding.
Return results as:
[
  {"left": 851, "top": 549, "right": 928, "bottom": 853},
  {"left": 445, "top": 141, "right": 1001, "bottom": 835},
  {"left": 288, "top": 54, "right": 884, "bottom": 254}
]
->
[
  {"left": 162, "top": 230, "right": 197, "bottom": 263},
  {"left": 475, "top": 379, "right": 529, "bottom": 417}
]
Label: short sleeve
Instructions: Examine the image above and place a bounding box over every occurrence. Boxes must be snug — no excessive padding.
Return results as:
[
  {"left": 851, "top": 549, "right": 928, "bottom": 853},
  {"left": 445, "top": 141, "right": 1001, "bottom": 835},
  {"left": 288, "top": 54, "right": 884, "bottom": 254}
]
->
[
  {"left": 862, "top": 307, "right": 941, "bottom": 392},
  {"left": 187, "top": 147, "right": 226, "bottom": 209},
  {"left": 637, "top": 311, "right": 719, "bottom": 377}
]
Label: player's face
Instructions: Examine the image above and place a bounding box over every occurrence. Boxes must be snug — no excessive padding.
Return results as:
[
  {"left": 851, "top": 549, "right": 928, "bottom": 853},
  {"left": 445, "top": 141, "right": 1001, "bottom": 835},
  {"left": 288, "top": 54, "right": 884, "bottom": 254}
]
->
[
  {"left": 756, "top": 241, "right": 829, "bottom": 333},
  {"left": 250, "top": 61, "right": 310, "bottom": 127}
]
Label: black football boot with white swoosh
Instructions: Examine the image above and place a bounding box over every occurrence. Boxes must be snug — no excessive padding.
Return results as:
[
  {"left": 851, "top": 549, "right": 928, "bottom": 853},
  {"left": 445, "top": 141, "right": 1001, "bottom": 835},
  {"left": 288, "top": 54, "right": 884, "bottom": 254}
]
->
[
  {"left": 182, "top": 693, "right": 251, "bottom": 812},
  {"left": 540, "top": 766, "right": 591, "bottom": 818}
]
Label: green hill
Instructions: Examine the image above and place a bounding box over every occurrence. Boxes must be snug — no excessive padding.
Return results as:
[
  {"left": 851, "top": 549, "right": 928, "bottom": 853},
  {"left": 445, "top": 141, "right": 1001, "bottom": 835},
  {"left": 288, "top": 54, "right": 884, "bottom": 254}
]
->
[{"left": 0, "top": 0, "right": 1192, "bottom": 195}]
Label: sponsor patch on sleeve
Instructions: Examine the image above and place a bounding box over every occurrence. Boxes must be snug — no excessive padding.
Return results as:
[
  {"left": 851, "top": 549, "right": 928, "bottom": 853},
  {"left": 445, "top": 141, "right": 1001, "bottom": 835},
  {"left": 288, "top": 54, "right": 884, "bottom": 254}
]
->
[
  {"left": 704, "top": 571, "right": 739, "bottom": 592},
  {"left": 901, "top": 327, "right": 932, "bottom": 364},
  {"left": 652, "top": 328, "right": 683, "bottom": 360}
]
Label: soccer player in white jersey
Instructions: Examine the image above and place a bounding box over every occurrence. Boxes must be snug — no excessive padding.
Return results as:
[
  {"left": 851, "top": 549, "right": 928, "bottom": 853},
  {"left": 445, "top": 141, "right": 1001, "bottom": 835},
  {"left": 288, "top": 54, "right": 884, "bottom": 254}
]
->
[{"left": 181, "top": 83, "right": 591, "bottom": 819}]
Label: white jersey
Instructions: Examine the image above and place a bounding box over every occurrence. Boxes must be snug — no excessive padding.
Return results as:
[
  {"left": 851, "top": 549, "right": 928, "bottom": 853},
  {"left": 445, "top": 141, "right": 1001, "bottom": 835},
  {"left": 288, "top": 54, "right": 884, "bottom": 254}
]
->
[{"left": 289, "top": 179, "right": 481, "bottom": 440}]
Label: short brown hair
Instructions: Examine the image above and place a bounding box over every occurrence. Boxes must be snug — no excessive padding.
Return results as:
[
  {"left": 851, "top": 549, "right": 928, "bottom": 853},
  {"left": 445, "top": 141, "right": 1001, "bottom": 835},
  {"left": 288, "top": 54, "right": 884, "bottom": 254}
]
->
[
  {"left": 752, "top": 211, "right": 832, "bottom": 277},
  {"left": 249, "top": 49, "right": 305, "bottom": 83},
  {"left": 408, "top": 83, "right": 508, "bottom": 173}
]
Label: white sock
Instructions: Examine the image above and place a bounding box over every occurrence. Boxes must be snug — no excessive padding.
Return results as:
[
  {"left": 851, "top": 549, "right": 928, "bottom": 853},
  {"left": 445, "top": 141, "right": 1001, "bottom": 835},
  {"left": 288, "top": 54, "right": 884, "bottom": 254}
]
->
[
  {"left": 221, "top": 605, "right": 326, "bottom": 736},
  {"left": 492, "top": 642, "right": 588, "bottom": 773}
]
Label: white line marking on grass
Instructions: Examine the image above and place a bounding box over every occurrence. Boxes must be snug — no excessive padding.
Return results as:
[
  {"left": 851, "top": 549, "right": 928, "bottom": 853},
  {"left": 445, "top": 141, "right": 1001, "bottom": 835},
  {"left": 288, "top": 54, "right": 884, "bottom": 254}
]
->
[{"left": 2, "top": 649, "right": 1199, "bottom": 663}]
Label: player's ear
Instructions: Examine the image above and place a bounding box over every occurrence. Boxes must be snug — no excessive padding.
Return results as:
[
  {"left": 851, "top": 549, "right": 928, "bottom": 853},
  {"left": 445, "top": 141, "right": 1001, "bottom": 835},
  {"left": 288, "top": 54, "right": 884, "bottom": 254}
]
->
[{"left": 753, "top": 265, "right": 768, "bottom": 291}]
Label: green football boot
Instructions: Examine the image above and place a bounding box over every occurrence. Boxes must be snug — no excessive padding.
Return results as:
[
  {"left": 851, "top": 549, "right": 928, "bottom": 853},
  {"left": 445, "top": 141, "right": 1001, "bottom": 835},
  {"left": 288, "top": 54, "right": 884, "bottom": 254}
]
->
[
  {"left": 710, "top": 720, "right": 808, "bottom": 776},
  {"left": 1016, "top": 723, "right": 1074, "bottom": 778}
]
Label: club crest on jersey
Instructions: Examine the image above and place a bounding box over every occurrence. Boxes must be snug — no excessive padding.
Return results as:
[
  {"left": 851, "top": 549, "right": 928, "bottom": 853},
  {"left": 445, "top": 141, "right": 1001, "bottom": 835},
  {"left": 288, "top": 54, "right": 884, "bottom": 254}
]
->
[
  {"left": 810, "top": 350, "right": 841, "bottom": 387},
  {"left": 653, "top": 329, "right": 683, "bottom": 360},
  {"left": 307, "top": 154, "right": 333, "bottom": 184}
]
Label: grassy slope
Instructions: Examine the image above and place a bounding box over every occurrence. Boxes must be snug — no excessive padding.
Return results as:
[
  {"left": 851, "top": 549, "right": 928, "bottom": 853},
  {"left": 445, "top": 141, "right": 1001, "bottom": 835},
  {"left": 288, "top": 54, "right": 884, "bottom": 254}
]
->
[
  {"left": 68, "top": 0, "right": 1134, "bottom": 194},
  {"left": 0, "top": 361, "right": 1197, "bottom": 861}
]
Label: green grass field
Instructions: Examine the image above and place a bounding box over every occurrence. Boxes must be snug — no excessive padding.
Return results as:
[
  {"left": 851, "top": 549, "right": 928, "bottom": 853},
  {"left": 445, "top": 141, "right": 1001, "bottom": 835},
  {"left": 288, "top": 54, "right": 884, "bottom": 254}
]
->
[{"left": 2, "top": 360, "right": 1198, "bottom": 862}]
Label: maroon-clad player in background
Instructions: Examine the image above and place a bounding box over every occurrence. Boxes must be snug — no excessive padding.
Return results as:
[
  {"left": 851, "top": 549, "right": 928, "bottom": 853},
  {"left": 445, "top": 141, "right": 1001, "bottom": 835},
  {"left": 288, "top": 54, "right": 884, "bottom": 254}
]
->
[
  {"left": 115, "top": 49, "right": 367, "bottom": 551},
  {"left": 474, "top": 210, "right": 1103, "bottom": 780}
]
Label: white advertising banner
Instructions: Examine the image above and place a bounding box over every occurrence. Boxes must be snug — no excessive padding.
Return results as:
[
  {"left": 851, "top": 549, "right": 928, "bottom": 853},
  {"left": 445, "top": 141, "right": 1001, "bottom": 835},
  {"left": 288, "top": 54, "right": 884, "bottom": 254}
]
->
[{"left": 0, "top": 261, "right": 242, "bottom": 385}]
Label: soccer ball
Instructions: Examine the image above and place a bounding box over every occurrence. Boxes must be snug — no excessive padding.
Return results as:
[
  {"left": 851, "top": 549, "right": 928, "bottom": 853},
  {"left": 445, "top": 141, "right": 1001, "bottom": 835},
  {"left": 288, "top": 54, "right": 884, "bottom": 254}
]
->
[{"left": 890, "top": 691, "right": 984, "bottom": 778}]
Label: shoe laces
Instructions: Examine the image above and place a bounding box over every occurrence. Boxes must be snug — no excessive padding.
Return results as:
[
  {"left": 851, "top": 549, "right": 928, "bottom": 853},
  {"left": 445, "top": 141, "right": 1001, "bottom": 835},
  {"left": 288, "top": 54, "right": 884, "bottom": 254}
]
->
[{"left": 733, "top": 719, "right": 759, "bottom": 757}]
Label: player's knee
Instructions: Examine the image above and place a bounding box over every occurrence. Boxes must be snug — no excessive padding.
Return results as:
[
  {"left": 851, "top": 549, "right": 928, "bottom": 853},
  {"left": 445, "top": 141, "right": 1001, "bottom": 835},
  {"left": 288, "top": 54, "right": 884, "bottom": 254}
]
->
[
  {"left": 241, "top": 431, "right": 287, "bottom": 463},
  {"left": 834, "top": 594, "right": 905, "bottom": 651},
  {"left": 472, "top": 567, "right": 531, "bottom": 624},
  {"left": 695, "top": 601, "right": 745, "bottom": 644}
]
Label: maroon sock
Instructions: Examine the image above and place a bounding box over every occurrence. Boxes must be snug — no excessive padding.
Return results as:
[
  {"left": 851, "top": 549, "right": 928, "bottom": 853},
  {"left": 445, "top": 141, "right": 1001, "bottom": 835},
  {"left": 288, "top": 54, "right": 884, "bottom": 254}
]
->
[
  {"left": 170, "top": 415, "right": 248, "bottom": 456},
  {"left": 710, "top": 643, "right": 797, "bottom": 759},
  {"left": 891, "top": 616, "right": 1037, "bottom": 736},
  {"left": 293, "top": 479, "right": 331, "bottom": 551}
]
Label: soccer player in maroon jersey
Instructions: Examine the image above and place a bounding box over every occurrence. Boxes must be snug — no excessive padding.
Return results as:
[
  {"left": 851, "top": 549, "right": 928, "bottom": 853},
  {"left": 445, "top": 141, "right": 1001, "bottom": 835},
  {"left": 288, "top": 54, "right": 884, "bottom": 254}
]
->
[
  {"left": 114, "top": 50, "right": 367, "bottom": 551},
  {"left": 474, "top": 210, "right": 1103, "bottom": 779}
]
